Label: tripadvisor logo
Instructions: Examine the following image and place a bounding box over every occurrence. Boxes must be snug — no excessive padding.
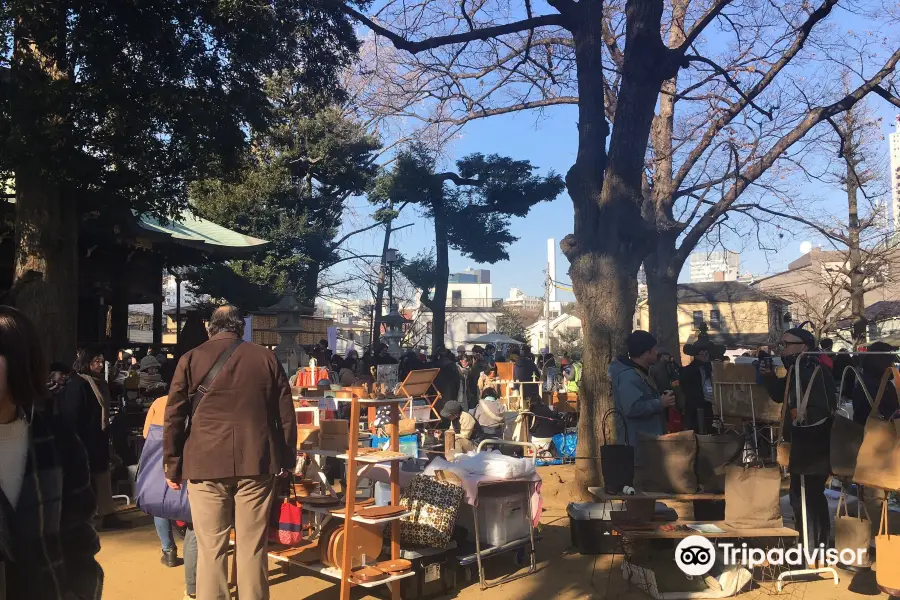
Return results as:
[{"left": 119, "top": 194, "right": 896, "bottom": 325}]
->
[{"left": 675, "top": 536, "right": 866, "bottom": 575}]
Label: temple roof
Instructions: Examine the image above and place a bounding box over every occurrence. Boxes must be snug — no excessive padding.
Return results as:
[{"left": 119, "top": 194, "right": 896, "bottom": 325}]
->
[{"left": 135, "top": 210, "right": 269, "bottom": 257}]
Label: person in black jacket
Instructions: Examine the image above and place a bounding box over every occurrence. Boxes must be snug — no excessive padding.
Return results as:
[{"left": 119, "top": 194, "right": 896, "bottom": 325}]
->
[
  {"left": 59, "top": 344, "right": 130, "bottom": 530},
  {"left": 832, "top": 348, "right": 855, "bottom": 400},
  {"left": 852, "top": 341, "right": 899, "bottom": 425},
  {"left": 760, "top": 326, "right": 836, "bottom": 555},
  {"left": 514, "top": 351, "right": 541, "bottom": 397},
  {"left": 433, "top": 350, "right": 460, "bottom": 414},
  {"left": 681, "top": 344, "right": 715, "bottom": 434},
  {"left": 528, "top": 395, "right": 564, "bottom": 439}
]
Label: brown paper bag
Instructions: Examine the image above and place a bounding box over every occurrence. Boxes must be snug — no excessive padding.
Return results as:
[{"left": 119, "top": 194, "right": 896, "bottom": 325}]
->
[
  {"left": 876, "top": 500, "right": 900, "bottom": 596},
  {"left": 853, "top": 368, "right": 900, "bottom": 491},
  {"left": 637, "top": 430, "right": 698, "bottom": 494},
  {"left": 723, "top": 465, "right": 782, "bottom": 529},
  {"left": 834, "top": 490, "right": 870, "bottom": 567}
]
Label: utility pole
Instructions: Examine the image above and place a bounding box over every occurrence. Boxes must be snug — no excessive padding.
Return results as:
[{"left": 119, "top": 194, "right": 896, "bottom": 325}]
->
[
  {"left": 372, "top": 203, "right": 412, "bottom": 347},
  {"left": 544, "top": 269, "right": 551, "bottom": 355}
]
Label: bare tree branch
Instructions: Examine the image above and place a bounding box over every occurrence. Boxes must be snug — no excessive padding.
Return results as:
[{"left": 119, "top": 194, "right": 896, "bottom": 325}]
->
[{"left": 341, "top": 6, "right": 566, "bottom": 54}]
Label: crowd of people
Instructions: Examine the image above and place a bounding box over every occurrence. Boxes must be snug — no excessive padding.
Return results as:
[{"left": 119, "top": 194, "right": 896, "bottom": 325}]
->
[
  {"left": 6, "top": 294, "right": 898, "bottom": 599},
  {"left": 610, "top": 326, "right": 899, "bottom": 569}
]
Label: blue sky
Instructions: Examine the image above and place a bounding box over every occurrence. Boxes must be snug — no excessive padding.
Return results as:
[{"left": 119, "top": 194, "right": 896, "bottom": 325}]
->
[{"left": 336, "top": 76, "right": 899, "bottom": 303}]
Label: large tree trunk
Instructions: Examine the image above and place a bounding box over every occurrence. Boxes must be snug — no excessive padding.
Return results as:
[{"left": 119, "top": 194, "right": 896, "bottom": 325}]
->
[
  {"left": 845, "top": 134, "right": 866, "bottom": 345},
  {"left": 566, "top": 242, "right": 642, "bottom": 495},
  {"left": 563, "top": 0, "right": 665, "bottom": 496},
  {"left": 13, "top": 173, "right": 79, "bottom": 364},
  {"left": 430, "top": 203, "right": 450, "bottom": 352},
  {"left": 645, "top": 245, "right": 682, "bottom": 357},
  {"left": 11, "top": 5, "right": 78, "bottom": 365},
  {"left": 300, "top": 261, "right": 320, "bottom": 308},
  {"left": 372, "top": 213, "right": 396, "bottom": 347}
]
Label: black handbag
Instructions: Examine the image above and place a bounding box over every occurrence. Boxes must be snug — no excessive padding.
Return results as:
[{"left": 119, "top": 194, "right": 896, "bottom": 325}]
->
[
  {"left": 600, "top": 409, "right": 634, "bottom": 493},
  {"left": 696, "top": 433, "right": 744, "bottom": 493},
  {"left": 830, "top": 366, "right": 867, "bottom": 478},
  {"left": 788, "top": 364, "right": 833, "bottom": 475}
]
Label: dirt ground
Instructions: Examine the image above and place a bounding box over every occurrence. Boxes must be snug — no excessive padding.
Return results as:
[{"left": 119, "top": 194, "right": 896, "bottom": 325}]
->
[{"left": 98, "top": 465, "right": 895, "bottom": 600}]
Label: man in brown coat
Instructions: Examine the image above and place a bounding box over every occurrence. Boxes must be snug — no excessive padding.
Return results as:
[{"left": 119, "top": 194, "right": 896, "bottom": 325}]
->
[{"left": 163, "top": 305, "right": 297, "bottom": 600}]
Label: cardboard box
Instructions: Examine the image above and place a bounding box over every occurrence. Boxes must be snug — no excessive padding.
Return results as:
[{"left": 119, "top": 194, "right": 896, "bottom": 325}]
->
[
  {"left": 320, "top": 419, "right": 349, "bottom": 435},
  {"left": 297, "top": 426, "right": 320, "bottom": 449},
  {"left": 320, "top": 432, "right": 349, "bottom": 451}
]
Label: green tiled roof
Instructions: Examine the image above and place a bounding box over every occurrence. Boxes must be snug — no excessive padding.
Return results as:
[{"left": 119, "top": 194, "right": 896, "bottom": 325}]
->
[{"left": 136, "top": 210, "right": 269, "bottom": 253}]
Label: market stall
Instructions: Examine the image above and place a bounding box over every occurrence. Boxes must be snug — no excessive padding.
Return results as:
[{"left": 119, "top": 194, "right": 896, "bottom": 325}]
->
[
  {"left": 255, "top": 383, "right": 545, "bottom": 598},
  {"left": 569, "top": 348, "right": 900, "bottom": 600}
]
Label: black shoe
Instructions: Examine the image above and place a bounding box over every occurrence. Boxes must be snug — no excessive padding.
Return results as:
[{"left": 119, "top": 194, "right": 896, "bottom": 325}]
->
[
  {"left": 101, "top": 514, "right": 131, "bottom": 530},
  {"left": 161, "top": 548, "right": 178, "bottom": 568}
]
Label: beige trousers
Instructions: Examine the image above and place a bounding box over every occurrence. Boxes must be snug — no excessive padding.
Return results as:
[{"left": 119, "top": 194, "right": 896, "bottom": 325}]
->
[{"left": 188, "top": 475, "right": 276, "bottom": 600}]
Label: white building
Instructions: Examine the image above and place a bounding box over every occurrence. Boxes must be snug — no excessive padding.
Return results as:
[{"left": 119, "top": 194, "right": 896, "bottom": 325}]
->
[
  {"left": 525, "top": 313, "right": 583, "bottom": 354},
  {"left": 504, "top": 287, "right": 544, "bottom": 312},
  {"left": 419, "top": 268, "right": 503, "bottom": 350},
  {"left": 689, "top": 250, "right": 741, "bottom": 283},
  {"left": 163, "top": 273, "right": 203, "bottom": 307},
  {"left": 890, "top": 115, "right": 900, "bottom": 230}
]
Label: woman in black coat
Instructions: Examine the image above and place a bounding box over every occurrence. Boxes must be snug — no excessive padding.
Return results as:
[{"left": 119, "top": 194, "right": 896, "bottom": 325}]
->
[
  {"left": 59, "top": 345, "right": 128, "bottom": 529},
  {"left": 680, "top": 346, "right": 715, "bottom": 434}
]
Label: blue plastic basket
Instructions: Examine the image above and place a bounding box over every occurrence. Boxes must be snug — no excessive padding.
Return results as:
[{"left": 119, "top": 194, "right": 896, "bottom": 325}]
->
[{"left": 369, "top": 434, "right": 418, "bottom": 458}]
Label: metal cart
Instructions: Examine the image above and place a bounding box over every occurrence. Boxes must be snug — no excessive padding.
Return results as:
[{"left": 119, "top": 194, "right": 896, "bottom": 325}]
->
[{"left": 456, "top": 439, "right": 539, "bottom": 590}]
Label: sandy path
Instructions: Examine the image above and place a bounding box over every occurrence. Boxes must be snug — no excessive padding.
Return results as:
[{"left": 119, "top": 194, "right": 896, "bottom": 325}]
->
[{"left": 97, "top": 465, "right": 889, "bottom": 600}]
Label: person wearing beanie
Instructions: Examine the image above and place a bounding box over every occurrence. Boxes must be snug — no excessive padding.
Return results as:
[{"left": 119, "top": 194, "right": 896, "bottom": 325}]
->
[
  {"left": 608, "top": 331, "right": 675, "bottom": 472},
  {"left": 681, "top": 341, "right": 715, "bottom": 433},
  {"left": 439, "top": 400, "right": 482, "bottom": 452},
  {"left": 138, "top": 355, "right": 167, "bottom": 397},
  {"left": 760, "top": 324, "right": 836, "bottom": 557}
]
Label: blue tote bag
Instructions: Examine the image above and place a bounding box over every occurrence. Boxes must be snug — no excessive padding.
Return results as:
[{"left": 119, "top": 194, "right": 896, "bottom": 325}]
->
[{"left": 135, "top": 423, "right": 192, "bottom": 522}]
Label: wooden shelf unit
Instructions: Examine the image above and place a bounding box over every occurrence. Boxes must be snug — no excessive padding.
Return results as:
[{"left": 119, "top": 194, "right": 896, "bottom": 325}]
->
[{"left": 337, "top": 395, "right": 404, "bottom": 600}]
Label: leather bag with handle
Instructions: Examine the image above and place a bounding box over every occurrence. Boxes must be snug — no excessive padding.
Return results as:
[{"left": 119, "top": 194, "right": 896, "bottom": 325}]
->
[
  {"left": 853, "top": 367, "right": 900, "bottom": 490},
  {"left": 788, "top": 363, "right": 832, "bottom": 475},
  {"left": 695, "top": 432, "right": 744, "bottom": 494},
  {"left": 723, "top": 458, "right": 783, "bottom": 529},
  {"left": 638, "top": 430, "right": 698, "bottom": 494},
  {"left": 599, "top": 409, "right": 634, "bottom": 494},
  {"left": 834, "top": 489, "right": 871, "bottom": 568},
  {"left": 830, "top": 366, "right": 869, "bottom": 478},
  {"left": 776, "top": 366, "right": 793, "bottom": 468},
  {"left": 876, "top": 498, "right": 900, "bottom": 595}
]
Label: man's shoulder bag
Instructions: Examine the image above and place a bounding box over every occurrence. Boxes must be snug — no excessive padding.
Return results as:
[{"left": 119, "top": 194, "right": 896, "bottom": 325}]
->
[{"left": 188, "top": 339, "right": 243, "bottom": 422}]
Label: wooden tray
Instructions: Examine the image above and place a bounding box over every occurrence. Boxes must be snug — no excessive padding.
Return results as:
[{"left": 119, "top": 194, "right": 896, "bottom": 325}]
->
[
  {"left": 358, "top": 505, "right": 407, "bottom": 519},
  {"left": 374, "top": 559, "right": 411, "bottom": 574},
  {"left": 350, "top": 566, "right": 389, "bottom": 584},
  {"left": 317, "top": 521, "right": 341, "bottom": 568},
  {"left": 334, "top": 523, "right": 383, "bottom": 569},
  {"left": 302, "top": 495, "right": 342, "bottom": 507},
  {"left": 326, "top": 527, "right": 343, "bottom": 568}
]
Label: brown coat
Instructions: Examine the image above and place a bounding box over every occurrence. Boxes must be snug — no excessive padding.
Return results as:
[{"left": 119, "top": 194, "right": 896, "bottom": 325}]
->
[{"left": 163, "top": 332, "right": 297, "bottom": 481}]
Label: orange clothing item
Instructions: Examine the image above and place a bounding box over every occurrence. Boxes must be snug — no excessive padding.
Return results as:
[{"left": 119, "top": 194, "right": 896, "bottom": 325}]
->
[{"left": 143, "top": 396, "right": 168, "bottom": 438}]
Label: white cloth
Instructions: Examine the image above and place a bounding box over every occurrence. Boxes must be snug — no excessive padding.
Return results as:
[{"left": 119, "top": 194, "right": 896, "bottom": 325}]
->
[{"left": 0, "top": 417, "right": 29, "bottom": 506}]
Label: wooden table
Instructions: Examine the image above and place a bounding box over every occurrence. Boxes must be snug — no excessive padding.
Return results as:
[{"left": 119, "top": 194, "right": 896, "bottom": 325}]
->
[
  {"left": 611, "top": 520, "right": 798, "bottom": 539},
  {"left": 588, "top": 487, "right": 725, "bottom": 502}
]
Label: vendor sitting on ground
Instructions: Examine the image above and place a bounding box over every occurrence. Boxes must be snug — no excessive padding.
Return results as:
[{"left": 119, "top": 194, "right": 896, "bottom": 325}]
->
[
  {"left": 528, "top": 395, "right": 564, "bottom": 443},
  {"left": 440, "top": 400, "right": 482, "bottom": 453},
  {"left": 474, "top": 387, "right": 506, "bottom": 438}
]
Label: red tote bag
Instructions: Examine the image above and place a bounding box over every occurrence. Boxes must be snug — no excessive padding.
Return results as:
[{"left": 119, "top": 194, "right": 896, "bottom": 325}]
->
[{"left": 268, "top": 483, "right": 305, "bottom": 546}]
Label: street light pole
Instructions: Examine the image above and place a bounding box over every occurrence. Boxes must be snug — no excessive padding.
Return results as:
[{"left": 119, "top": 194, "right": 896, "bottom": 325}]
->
[{"left": 386, "top": 248, "right": 398, "bottom": 311}]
